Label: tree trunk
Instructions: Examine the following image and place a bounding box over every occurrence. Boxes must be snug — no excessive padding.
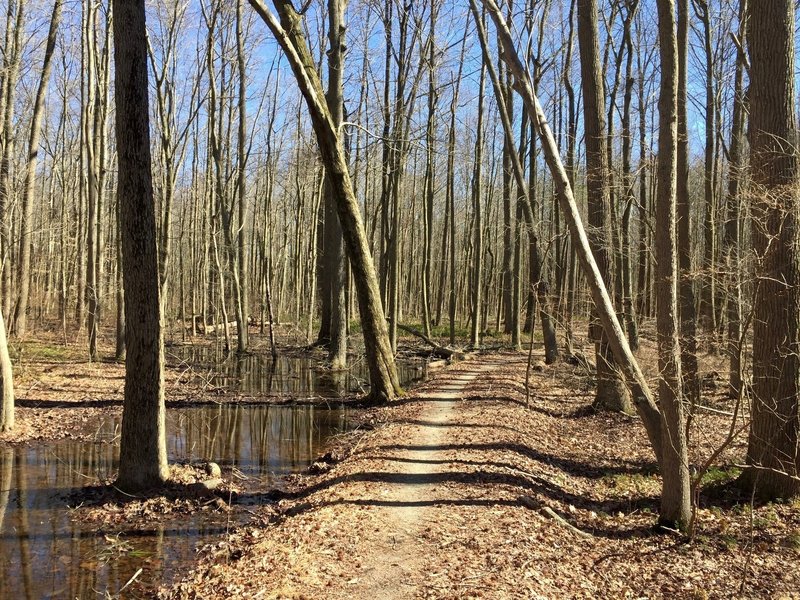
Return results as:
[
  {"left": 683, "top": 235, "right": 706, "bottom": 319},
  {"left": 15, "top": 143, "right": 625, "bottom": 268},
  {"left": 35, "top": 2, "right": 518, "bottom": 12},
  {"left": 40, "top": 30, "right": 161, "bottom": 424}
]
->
[
  {"left": 694, "top": 0, "right": 717, "bottom": 341},
  {"left": 740, "top": 0, "right": 800, "bottom": 500},
  {"left": 0, "top": 1, "right": 24, "bottom": 322},
  {"left": 0, "top": 306, "right": 14, "bottom": 432},
  {"left": 577, "top": 0, "right": 630, "bottom": 414},
  {"left": 113, "top": 0, "right": 169, "bottom": 491},
  {"left": 724, "top": 0, "right": 747, "bottom": 399},
  {"left": 469, "top": 54, "right": 486, "bottom": 348},
  {"left": 654, "top": 0, "right": 691, "bottom": 529},
  {"left": 676, "top": 0, "right": 700, "bottom": 409},
  {"left": 13, "top": 0, "right": 63, "bottom": 337},
  {"left": 235, "top": 0, "right": 249, "bottom": 353},
  {"left": 421, "top": 7, "right": 437, "bottom": 339},
  {"left": 249, "top": 0, "right": 401, "bottom": 402},
  {"left": 323, "top": 0, "right": 347, "bottom": 369},
  {"left": 619, "top": 0, "right": 639, "bottom": 351}
]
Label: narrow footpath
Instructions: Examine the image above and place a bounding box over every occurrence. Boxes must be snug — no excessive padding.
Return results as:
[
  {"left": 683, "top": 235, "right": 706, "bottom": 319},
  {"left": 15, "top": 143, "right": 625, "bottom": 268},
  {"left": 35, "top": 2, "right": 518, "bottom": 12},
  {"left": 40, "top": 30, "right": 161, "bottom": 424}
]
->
[{"left": 165, "top": 354, "right": 800, "bottom": 600}]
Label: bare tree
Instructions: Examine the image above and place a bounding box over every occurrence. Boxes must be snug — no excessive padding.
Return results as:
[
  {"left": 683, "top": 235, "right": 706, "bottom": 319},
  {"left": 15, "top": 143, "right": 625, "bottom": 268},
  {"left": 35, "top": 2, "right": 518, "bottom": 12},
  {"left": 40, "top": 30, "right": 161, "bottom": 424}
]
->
[
  {"left": 248, "top": 0, "right": 401, "bottom": 402},
  {"left": 578, "top": 0, "right": 630, "bottom": 413},
  {"left": 113, "top": 0, "right": 169, "bottom": 491},
  {"left": 740, "top": 0, "right": 800, "bottom": 500},
  {"left": 654, "top": 0, "right": 691, "bottom": 529},
  {"left": 12, "top": 0, "right": 64, "bottom": 337}
]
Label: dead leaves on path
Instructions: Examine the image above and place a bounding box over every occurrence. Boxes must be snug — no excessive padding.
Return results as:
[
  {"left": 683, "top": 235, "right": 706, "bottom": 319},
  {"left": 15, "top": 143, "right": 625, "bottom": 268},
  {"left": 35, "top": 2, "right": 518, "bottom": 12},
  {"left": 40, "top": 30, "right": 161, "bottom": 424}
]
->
[{"left": 163, "top": 354, "right": 800, "bottom": 599}]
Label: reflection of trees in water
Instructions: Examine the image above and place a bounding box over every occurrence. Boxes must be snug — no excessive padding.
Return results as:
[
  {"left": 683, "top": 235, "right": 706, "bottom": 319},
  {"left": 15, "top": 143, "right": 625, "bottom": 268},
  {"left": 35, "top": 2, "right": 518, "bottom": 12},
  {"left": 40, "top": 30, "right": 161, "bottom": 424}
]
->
[
  {"left": 0, "top": 442, "right": 134, "bottom": 598},
  {"left": 0, "top": 448, "right": 11, "bottom": 533},
  {"left": 170, "top": 344, "right": 426, "bottom": 398},
  {"left": 0, "top": 401, "right": 353, "bottom": 598},
  {"left": 167, "top": 405, "right": 348, "bottom": 480}
]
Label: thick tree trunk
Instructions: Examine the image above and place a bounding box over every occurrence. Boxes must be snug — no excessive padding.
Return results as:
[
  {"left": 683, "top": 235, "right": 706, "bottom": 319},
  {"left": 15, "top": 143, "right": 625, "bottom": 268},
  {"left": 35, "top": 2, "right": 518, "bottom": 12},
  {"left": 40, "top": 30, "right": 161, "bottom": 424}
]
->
[
  {"left": 249, "top": 0, "right": 401, "bottom": 402},
  {"left": 113, "top": 0, "right": 169, "bottom": 491},
  {"left": 740, "top": 0, "right": 800, "bottom": 500}
]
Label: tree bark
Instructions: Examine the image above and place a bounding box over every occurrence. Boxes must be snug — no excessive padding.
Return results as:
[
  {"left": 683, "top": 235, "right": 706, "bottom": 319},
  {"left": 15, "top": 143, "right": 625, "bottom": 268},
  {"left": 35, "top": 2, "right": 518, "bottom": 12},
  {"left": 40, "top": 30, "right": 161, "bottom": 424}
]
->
[
  {"left": 654, "top": 0, "right": 691, "bottom": 529},
  {"left": 113, "top": 0, "right": 169, "bottom": 491},
  {"left": 740, "top": 0, "right": 800, "bottom": 500},
  {"left": 577, "top": 0, "right": 631, "bottom": 413},
  {"left": 469, "top": 53, "right": 486, "bottom": 348},
  {"left": 323, "top": 0, "right": 348, "bottom": 369},
  {"left": 724, "top": 0, "right": 747, "bottom": 399},
  {"left": 0, "top": 305, "right": 14, "bottom": 432},
  {"left": 677, "top": 0, "right": 700, "bottom": 409}
]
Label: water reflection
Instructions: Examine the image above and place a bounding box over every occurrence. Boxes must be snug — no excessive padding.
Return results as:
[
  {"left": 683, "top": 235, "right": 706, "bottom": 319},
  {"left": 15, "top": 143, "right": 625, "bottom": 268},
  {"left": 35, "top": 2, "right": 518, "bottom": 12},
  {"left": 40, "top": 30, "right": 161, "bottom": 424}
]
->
[
  {"left": 167, "top": 347, "right": 426, "bottom": 397},
  {"left": 0, "top": 404, "right": 349, "bottom": 599}
]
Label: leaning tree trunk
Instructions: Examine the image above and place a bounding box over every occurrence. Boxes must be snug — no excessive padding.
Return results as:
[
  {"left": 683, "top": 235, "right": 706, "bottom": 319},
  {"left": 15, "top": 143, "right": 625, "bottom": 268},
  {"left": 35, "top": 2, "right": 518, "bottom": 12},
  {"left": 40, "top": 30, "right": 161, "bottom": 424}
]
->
[
  {"left": 113, "top": 0, "right": 169, "bottom": 491},
  {"left": 577, "top": 0, "right": 631, "bottom": 413},
  {"left": 248, "top": 0, "right": 401, "bottom": 403},
  {"left": 739, "top": 0, "right": 800, "bottom": 500},
  {"left": 13, "top": 0, "right": 63, "bottom": 338},
  {"left": 483, "top": 0, "right": 663, "bottom": 464},
  {"left": 654, "top": 0, "right": 691, "bottom": 529}
]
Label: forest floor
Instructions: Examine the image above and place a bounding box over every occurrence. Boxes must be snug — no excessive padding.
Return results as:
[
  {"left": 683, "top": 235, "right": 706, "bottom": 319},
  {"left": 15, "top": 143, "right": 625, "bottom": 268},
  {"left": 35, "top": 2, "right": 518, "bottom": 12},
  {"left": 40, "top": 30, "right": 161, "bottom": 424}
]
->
[
  {"left": 161, "top": 348, "right": 800, "bottom": 600},
  {"left": 2, "top": 328, "right": 799, "bottom": 598}
]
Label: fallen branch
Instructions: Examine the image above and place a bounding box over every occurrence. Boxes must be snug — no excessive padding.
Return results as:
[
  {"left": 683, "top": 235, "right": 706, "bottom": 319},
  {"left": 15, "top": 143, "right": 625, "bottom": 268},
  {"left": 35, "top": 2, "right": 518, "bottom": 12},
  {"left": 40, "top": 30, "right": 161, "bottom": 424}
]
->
[
  {"left": 392, "top": 321, "right": 459, "bottom": 360},
  {"left": 518, "top": 495, "right": 592, "bottom": 539},
  {"left": 540, "top": 506, "right": 593, "bottom": 539}
]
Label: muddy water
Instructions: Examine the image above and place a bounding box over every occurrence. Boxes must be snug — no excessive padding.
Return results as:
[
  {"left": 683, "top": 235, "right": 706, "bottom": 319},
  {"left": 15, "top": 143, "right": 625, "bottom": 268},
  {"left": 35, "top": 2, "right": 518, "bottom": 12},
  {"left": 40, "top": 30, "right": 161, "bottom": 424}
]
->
[{"left": 0, "top": 353, "right": 426, "bottom": 598}]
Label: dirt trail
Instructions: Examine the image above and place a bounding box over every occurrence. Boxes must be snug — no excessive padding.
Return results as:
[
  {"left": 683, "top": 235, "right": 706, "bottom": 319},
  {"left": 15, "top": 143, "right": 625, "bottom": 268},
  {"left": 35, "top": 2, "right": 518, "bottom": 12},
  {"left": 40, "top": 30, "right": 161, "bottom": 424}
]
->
[
  {"left": 341, "top": 363, "right": 496, "bottom": 599},
  {"left": 165, "top": 352, "right": 800, "bottom": 599}
]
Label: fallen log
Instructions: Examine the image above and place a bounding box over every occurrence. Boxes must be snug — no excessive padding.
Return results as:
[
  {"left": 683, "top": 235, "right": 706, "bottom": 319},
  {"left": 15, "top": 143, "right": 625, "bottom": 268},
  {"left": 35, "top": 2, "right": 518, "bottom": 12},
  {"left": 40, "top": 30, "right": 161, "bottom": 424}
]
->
[{"left": 392, "top": 321, "right": 461, "bottom": 360}]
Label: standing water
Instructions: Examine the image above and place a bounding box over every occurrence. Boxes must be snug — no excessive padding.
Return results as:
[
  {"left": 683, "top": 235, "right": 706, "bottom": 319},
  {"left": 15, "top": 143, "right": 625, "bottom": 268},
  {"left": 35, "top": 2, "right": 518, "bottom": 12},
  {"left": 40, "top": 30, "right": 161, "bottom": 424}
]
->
[{"left": 0, "top": 351, "right": 427, "bottom": 598}]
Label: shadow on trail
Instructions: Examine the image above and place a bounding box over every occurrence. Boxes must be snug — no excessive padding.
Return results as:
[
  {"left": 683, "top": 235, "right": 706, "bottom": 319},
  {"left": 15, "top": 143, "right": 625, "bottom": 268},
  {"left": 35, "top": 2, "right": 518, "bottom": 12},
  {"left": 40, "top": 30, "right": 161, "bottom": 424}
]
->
[
  {"left": 373, "top": 442, "right": 656, "bottom": 479},
  {"left": 238, "top": 465, "right": 658, "bottom": 540}
]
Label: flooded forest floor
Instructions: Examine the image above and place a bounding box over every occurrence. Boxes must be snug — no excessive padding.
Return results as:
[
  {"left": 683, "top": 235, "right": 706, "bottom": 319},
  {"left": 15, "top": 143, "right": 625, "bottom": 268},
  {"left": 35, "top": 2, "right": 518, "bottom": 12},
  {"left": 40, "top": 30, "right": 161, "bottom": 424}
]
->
[{"left": 1, "top": 328, "right": 799, "bottom": 598}]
